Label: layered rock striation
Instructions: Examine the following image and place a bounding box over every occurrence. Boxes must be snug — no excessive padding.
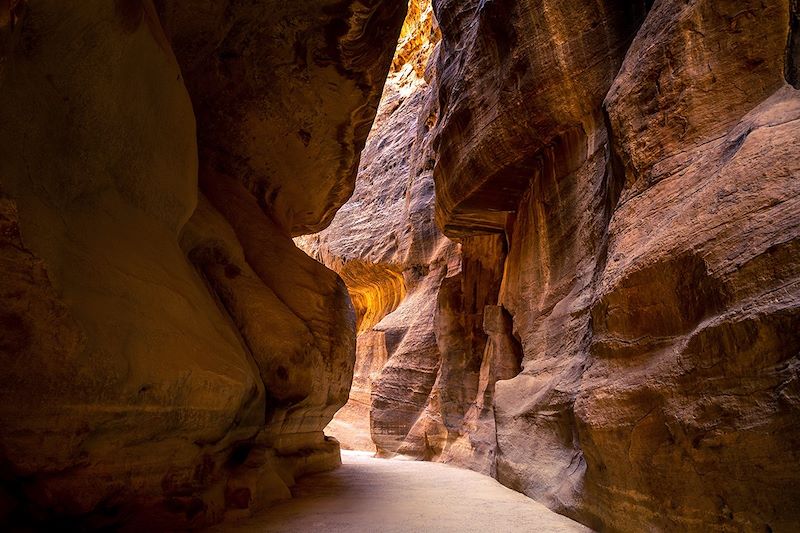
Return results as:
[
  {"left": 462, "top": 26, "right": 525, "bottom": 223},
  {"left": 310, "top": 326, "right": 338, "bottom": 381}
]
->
[
  {"left": 0, "top": 0, "right": 404, "bottom": 528},
  {"left": 2, "top": 0, "right": 798, "bottom": 531},
  {"left": 301, "top": 7, "right": 800, "bottom": 531},
  {"left": 427, "top": 0, "right": 800, "bottom": 531},
  {"left": 297, "top": 0, "right": 461, "bottom": 456}
]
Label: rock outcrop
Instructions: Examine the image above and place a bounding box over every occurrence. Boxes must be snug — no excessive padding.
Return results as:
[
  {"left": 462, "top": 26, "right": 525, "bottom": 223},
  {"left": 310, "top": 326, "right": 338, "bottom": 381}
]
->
[
  {"left": 302, "top": 6, "right": 800, "bottom": 530},
  {"left": 427, "top": 0, "right": 800, "bottom": 531},
  {"left": 0, "top": 0, "right": 404, "bottom": 528}
]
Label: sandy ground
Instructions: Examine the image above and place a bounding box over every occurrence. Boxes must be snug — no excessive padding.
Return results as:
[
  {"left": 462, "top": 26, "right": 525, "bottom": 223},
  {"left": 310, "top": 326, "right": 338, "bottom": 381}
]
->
[{"left": 213, "top": 451, "right": 592, "bottom": 532}]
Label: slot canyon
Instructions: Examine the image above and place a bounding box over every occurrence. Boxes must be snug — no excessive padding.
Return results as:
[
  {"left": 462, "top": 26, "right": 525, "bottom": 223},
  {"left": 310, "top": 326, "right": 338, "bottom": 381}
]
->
[{"left": 1, "top": 0, "right": 798, "bottom": 531}]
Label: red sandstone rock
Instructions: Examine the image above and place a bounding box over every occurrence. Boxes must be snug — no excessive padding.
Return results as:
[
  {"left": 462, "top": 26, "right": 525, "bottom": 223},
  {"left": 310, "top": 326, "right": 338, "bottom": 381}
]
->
[
  {"left": 156, "top": 0, "right": 407, "bottom": 236},
  {"left": 0, "top": 0, "right": 404, "bottom": 528},
  {"left": 1, "top": 0, "right": 798, "bottom": 530},
  {"left": 296, "top": 0, "right": 461, "bottom": 456},
  {"left": 298, "top": 2, "right": 513, "bottom": 472},
  {"left": 428, "top": 0, "right": 800, "bottom": 530}
]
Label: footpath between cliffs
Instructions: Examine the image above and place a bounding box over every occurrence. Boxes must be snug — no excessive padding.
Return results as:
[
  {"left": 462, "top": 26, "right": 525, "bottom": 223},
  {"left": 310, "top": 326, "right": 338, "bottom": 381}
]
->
[{"left": 211, "top": 451, "right": 590, "bottom": 532}]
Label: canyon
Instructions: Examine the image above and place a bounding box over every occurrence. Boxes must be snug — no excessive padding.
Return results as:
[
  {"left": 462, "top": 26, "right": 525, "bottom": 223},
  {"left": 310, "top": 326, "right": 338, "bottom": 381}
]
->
[{"left": 1, "top": 0, "right": 799, "bottom": 531}]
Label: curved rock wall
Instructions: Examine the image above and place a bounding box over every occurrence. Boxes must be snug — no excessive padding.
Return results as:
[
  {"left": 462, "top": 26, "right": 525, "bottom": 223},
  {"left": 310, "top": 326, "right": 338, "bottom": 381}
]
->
[
  {"left": 0, "top": 0, "right": 405, "bottom": 528},
  {"left": 298, "top": 2, "right": 515, "bottom": 472},
  {"left": 297, "top": 0, "right": 463, "bottom": 455},
  {"left": 156, "top": 0, "right": 406, "bottom": 236},
  {"left": 429, "top": 0, "right": 800, "bottom": 531},
  {"left": 2, "top": 0, "right": 798, "bottom": 530},
  {"left": 300, "top": 8, "right": 800, "bottom": 530}
]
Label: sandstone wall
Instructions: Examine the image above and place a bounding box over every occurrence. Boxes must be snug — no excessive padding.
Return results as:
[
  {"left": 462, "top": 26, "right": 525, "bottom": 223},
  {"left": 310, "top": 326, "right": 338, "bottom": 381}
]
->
[
  {"left": 302, "top": 9, "right": 800, "bottom": 531},
  {"left": 428, "top": 0, "right": 800, "bottom": 531},
  {"left": 0, "top": 0, "right": 405, "bottom": 528},
  {"left": 3, "top": 0, "right": 798, "bottom": 530},
  {"left": 297, "top": 1, "right": 513, "bottom": 474},
  {"left": 296, "top": 0, "right": 462, "bottom": 456}
]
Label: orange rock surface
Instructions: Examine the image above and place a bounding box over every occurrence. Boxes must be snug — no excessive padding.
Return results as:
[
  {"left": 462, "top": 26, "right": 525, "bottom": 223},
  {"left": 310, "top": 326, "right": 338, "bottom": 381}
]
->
[
  {"left": 429, "top": 0, "right": 800, "bottom": 530},
  {"left": 306, "top": 0, "right": 800, "bottom": 530}
]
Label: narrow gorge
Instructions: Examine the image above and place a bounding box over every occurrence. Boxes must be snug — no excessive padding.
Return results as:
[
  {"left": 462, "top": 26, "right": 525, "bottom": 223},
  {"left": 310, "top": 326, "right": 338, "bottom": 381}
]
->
[{"left": 1, "top": 0, "right": 798, "bottom": 531}]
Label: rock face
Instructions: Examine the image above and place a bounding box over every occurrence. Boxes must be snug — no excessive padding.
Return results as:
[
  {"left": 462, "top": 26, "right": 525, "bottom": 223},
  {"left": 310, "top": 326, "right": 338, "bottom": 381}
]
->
[
  {"left": 426, "top": 0, "right": 800, "bottom": 531},
  {"left": 0, "top": 0, "right": 404, "bottom": 529},
  {"left": 2, "top": 0, "right": 798, "bottom": 531},
  {"left": 297, "top": 0, "right": 462, "bottom": 456},
  {"left": 298, "top": 1, "right": 512, "bottom": 474},
  {"left": 302, "top": 5, "right": 800, "bottom": 530}
]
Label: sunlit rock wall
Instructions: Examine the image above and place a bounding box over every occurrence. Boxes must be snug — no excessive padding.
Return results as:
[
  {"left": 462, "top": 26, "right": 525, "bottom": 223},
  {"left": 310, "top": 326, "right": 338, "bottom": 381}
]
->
[
  {"left": 429, "top": 0, "right": 800, "bottom": 531},
  {"left": 297, "top": 0, "right": 461, "bottom": 456},
  {"left": 298, "top": 1, "right": 517, "bottom": 473}
]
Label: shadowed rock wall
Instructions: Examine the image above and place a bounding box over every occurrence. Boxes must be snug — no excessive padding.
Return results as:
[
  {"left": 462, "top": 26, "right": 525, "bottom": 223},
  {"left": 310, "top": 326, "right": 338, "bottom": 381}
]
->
[{"left": 0, "top": 0, "right": 405, "bottom": 528}]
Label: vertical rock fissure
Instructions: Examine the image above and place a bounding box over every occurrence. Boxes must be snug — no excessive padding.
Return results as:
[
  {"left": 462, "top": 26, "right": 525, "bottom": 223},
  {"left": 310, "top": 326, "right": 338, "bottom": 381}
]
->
[{"left": 294, "top": 0, "right": 454, "bottom": 459}]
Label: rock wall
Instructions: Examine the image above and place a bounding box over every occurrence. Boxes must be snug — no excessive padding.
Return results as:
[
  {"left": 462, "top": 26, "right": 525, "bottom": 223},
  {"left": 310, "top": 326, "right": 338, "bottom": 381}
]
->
[
  {"left": 428, "top": 0, "right": 800, "bottom": 531},
  {"left": 297, "top": 0, "right": 462, "bottom": 456},
  {"left": 0, "top": 0, "right": 405, "bottom": 529},
  {"left": 298, "top": 1, "right": 513, "bottom": 474},
  {"left": 2, "top": 0, "right": 798, "bottom": 530},
  {"left": 301, "top": 7, "right": 800, "bottom": 530},
  {"left": 303, "top": 0, "right": 800, "bottom": 530}
]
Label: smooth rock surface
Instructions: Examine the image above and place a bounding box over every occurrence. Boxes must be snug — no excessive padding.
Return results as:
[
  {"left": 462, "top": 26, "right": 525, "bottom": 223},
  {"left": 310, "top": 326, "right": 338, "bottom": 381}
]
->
[
  {"left": 157, "top": 0, "right": 408, "bottom": 235},
  {"left": 0, "top": 0, "right": 404, "bottom": 528}
]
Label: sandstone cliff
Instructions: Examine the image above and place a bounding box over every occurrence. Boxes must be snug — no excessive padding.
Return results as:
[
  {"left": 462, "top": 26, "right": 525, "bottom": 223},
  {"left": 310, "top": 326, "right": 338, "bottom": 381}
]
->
[
  {"left": 297, "top": 1, "right": 513, "bottom": 474},
  {"left": 305, "top": 0, "right": 800, "bottom": 530},
  {"left": 428, "top": 0, "right": 800, "bottom": 531},
  {"left": 1, "top": 0, "right": 798, "bottom": 531},
  {"left": 296, "top": 0, "right": 462, "bottom": 457},
  {"left": 0, "top": 0, "right": 405, "bottom": 528}
]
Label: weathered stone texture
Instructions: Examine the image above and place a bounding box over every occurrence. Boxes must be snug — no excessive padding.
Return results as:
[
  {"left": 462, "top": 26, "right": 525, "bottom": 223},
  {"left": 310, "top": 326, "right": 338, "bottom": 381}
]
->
[
  {"left": 2, "top": 0, "right": 798, "bottom": 530},
  {"left": 157, "top": 0, "right": 407, "bottom": 236},
  {"left": 296, "top": 0, "right": 463, "bottom": 457},
  {"left": 298, "top": 1, "right": 518, "bottom": 473},
  {"left": 427, "top": 0, "right": 800, "bottom": 530}
]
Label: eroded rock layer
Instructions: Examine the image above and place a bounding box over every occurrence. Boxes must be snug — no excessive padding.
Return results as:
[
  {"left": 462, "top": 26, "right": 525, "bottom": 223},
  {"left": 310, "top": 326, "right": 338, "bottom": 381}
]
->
[
  {"left": 2, "top": 0, "right": 798, "bottom": 530},
  {"left": 427, "top": 0, "right": 800, "bottom": 531},
  {"left": 302, "top": 7, "right": 800, "bottom": 530},
  {"left": 156, "top": 0, "right": 407, "bottom": 236},
  {"left": 0, "top": 0, "right": 404, "bottom": 528}
]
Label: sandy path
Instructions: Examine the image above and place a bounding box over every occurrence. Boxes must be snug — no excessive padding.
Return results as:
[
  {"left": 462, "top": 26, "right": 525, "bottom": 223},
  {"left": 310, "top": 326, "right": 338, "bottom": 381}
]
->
[{"left": 213, "top": 451, "right": 592, "bottom": 532}]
